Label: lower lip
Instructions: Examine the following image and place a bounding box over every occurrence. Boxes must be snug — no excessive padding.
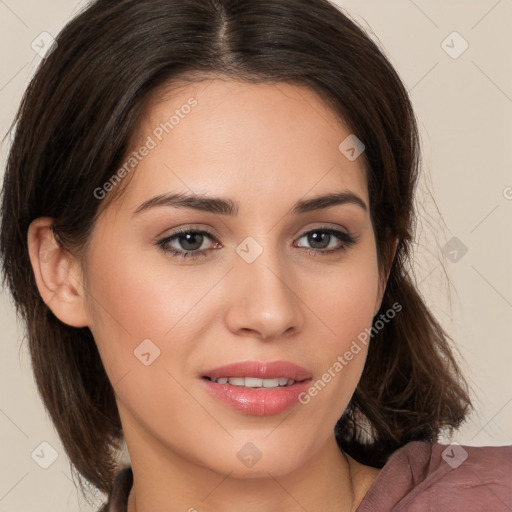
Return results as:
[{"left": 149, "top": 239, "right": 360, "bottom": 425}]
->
[{"left": 201, "top": 378, "right": 312, "bottom": 416}]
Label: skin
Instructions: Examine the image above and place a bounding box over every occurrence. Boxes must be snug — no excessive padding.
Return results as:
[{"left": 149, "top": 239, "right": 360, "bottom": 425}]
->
[{"left": 27, "top": 78, "right": 395, "bottom": 511}]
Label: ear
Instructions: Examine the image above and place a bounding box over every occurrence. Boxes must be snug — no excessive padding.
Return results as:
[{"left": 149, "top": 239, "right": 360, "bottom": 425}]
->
[
  {"left": 27, "top": 217, "right": 90, "bottom": 327},
  {"left": 374, "top": 236, "right": 399, "bottom": 316}
]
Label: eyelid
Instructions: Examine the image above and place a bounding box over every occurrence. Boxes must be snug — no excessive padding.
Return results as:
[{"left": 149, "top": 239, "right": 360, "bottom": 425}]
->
[
  {"left": 157, "top": 222, "right": 352, "bottom": 241},
  {"left": 154, "top": 223, "right": 221, "bottom": 240},
  {"left": 155, "top": 223, "right": 358, "bottom": 260}
]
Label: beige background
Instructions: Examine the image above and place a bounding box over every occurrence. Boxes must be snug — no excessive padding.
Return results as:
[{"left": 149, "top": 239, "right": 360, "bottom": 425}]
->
[{"left": 1, "top": 1, "right": 511, "bottom": 511}]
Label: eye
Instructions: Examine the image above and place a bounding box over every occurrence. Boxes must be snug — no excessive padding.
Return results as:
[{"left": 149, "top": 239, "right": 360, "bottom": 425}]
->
[
  {"left": 294, "top": 228, "right": 356, "bottom": 255},
  {"left": 156, "top": 229, "right": 220, "bottom": 259},
  {"left": 155, "top": 226, "right": 357, "bottom": 260}
]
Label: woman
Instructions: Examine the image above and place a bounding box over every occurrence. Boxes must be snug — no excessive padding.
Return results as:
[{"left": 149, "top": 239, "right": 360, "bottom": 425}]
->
[{"left": 1, "top": 0, "right": 510, "bottom": 511}]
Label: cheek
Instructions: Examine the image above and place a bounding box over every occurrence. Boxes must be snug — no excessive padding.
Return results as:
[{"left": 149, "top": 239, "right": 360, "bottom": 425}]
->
[
  {"left": 322, "top": 277, "right": 378, "bottom": 338},
  {"left": 298, "top": 247, "right": 380, "bottom": 410},
  {"left": 88, "top": 221, "right": 239, "bottom": 324},
  {"left": 82, "top": 236, "right": 217, "bottom": 381},
  {"left": 83, "top": 246, "right": 219, "bottom": 446},
  {"left": 311, "top": 250, "right": 381, "bottom": 351}
]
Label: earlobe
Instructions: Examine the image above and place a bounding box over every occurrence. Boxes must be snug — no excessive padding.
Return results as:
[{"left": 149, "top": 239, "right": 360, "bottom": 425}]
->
[{"left": 27, "top": 217, "right": 90, "bottom": 328}]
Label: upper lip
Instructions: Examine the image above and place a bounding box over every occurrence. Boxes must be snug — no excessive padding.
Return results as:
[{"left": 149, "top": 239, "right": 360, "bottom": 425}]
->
[{"left": 202, "top": 360, "right": 312, "bottom": 381}]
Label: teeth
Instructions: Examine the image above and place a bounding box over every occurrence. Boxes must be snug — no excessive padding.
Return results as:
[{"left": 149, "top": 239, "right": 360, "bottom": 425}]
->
[
  {"left": 228, "top": 377, "right": 245, "bottom": 386},
  {"left": 245, "top": 377, "right": 263, "bottom": 387},
  {"left": 213, "top": 377, "right": 296, "bottom": 388}
]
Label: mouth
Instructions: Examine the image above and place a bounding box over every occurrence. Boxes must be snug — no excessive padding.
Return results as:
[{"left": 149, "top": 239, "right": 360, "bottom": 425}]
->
[
  {"left": 203, "top": 376, "right": 297, "bottom": 387},
  {"left": 200, "top": 360, "right": 313, "bottom": 416}
]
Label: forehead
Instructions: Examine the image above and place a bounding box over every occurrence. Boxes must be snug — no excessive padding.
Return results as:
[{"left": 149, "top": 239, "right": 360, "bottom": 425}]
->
[{"left": 112, "top": 78, "right": 369, "bottom": 213}]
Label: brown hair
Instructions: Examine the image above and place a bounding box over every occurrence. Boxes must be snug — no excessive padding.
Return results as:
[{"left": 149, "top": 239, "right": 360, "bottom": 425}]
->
[{"left": 0, "top": 0, "right": 472, "bottom": 500}]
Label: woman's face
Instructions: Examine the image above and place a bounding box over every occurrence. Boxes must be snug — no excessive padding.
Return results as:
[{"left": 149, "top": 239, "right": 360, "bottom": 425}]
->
[{"left": 80, "top": 78, "right": 385, "bottom": 477}]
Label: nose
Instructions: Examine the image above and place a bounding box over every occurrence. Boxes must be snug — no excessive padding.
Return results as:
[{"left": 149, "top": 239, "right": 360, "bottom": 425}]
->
[{"left": 223, "top": 246, "right": 304, "bottom": 341}]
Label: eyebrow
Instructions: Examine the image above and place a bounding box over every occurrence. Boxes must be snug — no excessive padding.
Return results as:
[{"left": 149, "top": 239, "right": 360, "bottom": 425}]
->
[{"left": 132, "top": 190, "right": 367, "bottom": 216}]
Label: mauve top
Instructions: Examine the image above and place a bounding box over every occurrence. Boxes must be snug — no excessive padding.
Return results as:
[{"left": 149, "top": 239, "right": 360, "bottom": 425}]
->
[{"left": 98, "top": 441, "right": 512, "bottom": 511}]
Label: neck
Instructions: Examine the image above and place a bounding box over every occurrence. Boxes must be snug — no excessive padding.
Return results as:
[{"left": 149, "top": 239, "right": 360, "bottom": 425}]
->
[{"left": 125, "top": 432, "right": 375, "bottom": 512}]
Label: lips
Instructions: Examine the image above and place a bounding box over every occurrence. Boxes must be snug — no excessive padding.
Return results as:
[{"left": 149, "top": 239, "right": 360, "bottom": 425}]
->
[
  {"left": 202, "top": 360, "right": 312, "bottom": 382},
  {"left": 201, "top": 360, "right": 313, "bottom": 416}
]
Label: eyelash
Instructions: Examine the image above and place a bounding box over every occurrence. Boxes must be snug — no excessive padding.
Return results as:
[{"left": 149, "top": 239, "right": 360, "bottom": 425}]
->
[{"left": 155, "top": 227, "right": 357, "bottom": 260}]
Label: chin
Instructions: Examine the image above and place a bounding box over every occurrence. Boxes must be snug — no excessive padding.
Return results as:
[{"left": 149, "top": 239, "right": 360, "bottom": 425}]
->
[
  {"left": 217, "top": 458, "right": 301, "bottom": 480},
  {"left": 195, "top": 440, "right": 308, "bottom": 479}
]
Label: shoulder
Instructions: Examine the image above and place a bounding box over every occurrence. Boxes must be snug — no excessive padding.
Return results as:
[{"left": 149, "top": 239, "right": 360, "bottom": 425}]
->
[{"left": 357, "top": 441, "right": 512, "bottom": 511}]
